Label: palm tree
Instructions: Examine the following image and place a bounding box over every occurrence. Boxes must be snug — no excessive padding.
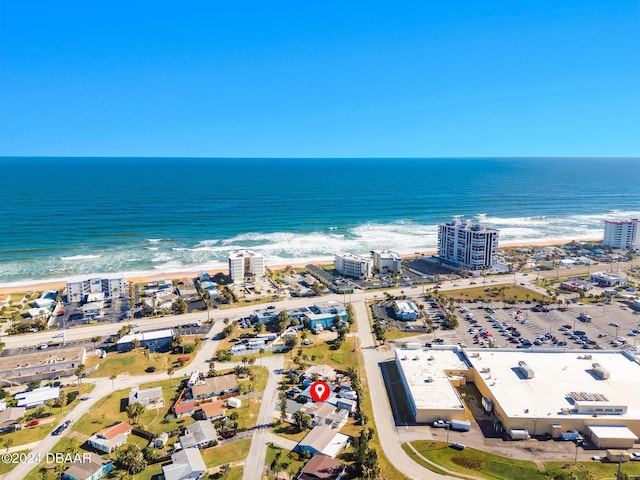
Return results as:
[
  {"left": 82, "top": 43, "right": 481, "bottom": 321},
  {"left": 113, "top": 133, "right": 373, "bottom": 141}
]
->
[
  {"left": 110, "top": 373, "right": 117, "bottom": 392},
  {"left": 126, "top": 402, "right": 146, "bottom": 424},
  {"left": 167, "top": 367, "right": 175, "bottom": 380},
  {"left": 75, "top": 364, "right": 86, "bottom": 385}
]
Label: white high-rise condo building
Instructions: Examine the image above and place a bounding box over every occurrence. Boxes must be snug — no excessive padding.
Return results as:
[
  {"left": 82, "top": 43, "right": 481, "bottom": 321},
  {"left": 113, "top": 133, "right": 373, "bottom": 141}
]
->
[
  {"left": 372, "top": 250, "right": 402, "bottom": 274},
  {"left": 603, "top": 219, "right": 639, "bottom": 249},
  {"left": 228, "top": 250, "right": 265, "bottom": 283},
  {"left": 437, "top": 218, "right": 499, "bottom": 270},
  {"left": 66, "top": 276, "right": 127, "bottom": 303},
  {"left": 335, "top": 253, "right": 372, "bottom": 279}
]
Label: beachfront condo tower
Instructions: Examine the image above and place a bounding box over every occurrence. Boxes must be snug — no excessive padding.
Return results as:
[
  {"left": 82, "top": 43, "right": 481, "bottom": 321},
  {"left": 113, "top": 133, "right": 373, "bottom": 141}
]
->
[
  {"left": 228, "top": 250, "right": 265, "bottom": 283},
  {"left": 372, "top": 250, "right": 402, "bottom": 274},
  {"left": 603, "top": 219, "right": 639, "bottom": 250},
  {"left": 335, "top": 253, "right": 372, "bottom": 279},
  {"left": 437, "top": 219, "right": 499, "bottom": 271}
]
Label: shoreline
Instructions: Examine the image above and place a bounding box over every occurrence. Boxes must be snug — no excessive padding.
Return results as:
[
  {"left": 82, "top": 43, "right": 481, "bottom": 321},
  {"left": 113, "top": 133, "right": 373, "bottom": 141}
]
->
[{"left": 0, "top": 238, "right": 599, "bottom": 295}]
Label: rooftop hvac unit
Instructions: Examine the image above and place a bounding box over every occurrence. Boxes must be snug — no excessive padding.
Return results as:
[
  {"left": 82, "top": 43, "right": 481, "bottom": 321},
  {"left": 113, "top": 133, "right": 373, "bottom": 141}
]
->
[
  {"left": 481, "top": 367, "right": 491, "bottom": 373},
  {"left": 591, "top": 363, "right": 610, "bottom": 380},
  {"left": 517, "top": 361, "right": 535, "bottom": 379}
]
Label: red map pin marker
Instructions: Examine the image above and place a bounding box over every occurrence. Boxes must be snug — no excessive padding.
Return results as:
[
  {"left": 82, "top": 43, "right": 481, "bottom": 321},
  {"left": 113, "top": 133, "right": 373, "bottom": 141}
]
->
[{"left": 310, "top": 381, "right": 331, "bottom": 402}]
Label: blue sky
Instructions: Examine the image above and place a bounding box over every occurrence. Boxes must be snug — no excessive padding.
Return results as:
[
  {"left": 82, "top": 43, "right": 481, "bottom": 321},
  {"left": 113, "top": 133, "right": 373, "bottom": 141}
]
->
[{"left": 0, "top": 1, "right": 638, "bottom": 157}]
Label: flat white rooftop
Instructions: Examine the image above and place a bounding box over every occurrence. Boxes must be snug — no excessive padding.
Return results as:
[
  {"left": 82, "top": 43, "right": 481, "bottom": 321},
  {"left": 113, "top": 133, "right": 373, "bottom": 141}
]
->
[
  {"left": 396, "top": 347, "right": 469, "bottom": 411},
  {"left": 465, "top": 349, "right": 640, "bottom": 421},
  {"left": 587, "top": 425, "right": 639, "bottom": 441}
]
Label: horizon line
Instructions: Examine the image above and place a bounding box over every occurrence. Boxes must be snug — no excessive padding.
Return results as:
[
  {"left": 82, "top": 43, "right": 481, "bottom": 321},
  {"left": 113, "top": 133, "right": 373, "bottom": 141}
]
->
[{"left": 1, "top": 155, "right": 639, "bottom": 160}]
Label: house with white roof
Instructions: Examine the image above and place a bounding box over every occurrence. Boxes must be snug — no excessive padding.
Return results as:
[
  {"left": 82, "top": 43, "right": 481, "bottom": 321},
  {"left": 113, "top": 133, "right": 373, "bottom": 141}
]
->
[
  {"left": 162, "top": 448, "right": 207, "bottom": 480},
  {"left": 296, "top": 426, "right": 349, "bottom": 458},
  {"left": 16, "top": 386, "right": 60, "bottom": 409}
]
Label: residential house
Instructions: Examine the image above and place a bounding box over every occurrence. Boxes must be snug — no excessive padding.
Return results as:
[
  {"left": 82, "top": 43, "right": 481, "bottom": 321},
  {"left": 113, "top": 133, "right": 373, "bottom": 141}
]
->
[
  {"left": 194, "top": 400, "right": 226, "bottom": 421},
  {"left": 299, "top": 402, "right": 349, "bottom": 429},
  {"left": 191, "top": 374, "right": 238, "bottom": 401},
  {"left": 303, "top": 365, "right": 337, "bottom": 383},
  {"left": 62, "top": 453, "right": 112, "bottom": 480},
  {"left": 177, "top": 278, "right": 199, "bottom": 299},
  {"left": 16, "top": 386, "right": 60, "bottom": 409},
  {"left": 0, "top": 407, "right": 25, "bottom": 432},
  {"left": 179, "top": 420, "right": 217, "bottom": 449},
  {"left": 87, "top": 422, "right": 133, "bottom": 454},
  {"left": 297, "top": 454, "right": 347, "bottom": 480},
  {"left": 162, "top": 447, "right": 207, "bottom": 480},
  {"left": 129, "top": 387, "right": 164, "bottom": 410},
  {"left": 296, "top": 426, "right": 349, "bottom": 458}
]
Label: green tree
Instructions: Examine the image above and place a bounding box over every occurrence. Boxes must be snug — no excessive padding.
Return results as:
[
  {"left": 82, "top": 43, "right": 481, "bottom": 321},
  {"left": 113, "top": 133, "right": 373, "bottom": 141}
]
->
[
  {"left": 292, "top": 411, "right": 312, "bottom": 432},
  {"left": 278, "top": 391, "right": 287, "bottom": 422},
  {"left": 170, "top": 334, "right": 183, "bottom": 351},
  {"left": 172, "top": 297, "right": 188, "bottom": 314},
  {"left": 116, "top": 443, "right": 147, "bottom": 475},
  {"left": 277, "top": 311, "right": 290, "bottom": 333},
  {"left": 126, "top": 402, "right": 146, "bottom": 424},
  {"left": 253, "top": 322, "right": 265, "bottom": 334},
  {"left": 75, "top": 364, "right": 86, "bottom": 385},
  {"left": 284, "top": 335, "right": 298, "bottom": 349}
]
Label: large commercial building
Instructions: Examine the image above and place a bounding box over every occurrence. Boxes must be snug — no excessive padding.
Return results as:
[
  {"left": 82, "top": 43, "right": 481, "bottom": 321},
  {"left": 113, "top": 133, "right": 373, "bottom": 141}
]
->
[
  {"left": 437, "top": 219, "right": 499, "bottom": 270},
  {"left": 396, "top": 346, "right": 640, "bottom": 448},
  {"left": 590, "top": 272, "right": 627, "bottom": 287},
  {"left": 228, "top": 250, "right": 265, "bottom": 283},
  {"left": 372, "top": 250, "right": 402, "bottom": 274},
  {"left": 66, "top": 276, "right": 127, "bottom": 303},
  {"left": 603, "top": 219, "right": 639, "bottom": 249},
  {"left": 334, "top": 253, "right": 372, "bottom": 279}
]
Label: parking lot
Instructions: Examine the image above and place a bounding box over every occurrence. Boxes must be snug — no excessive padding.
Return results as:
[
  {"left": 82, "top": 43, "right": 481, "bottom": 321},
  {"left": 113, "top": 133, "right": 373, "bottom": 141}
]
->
[
  {"left": 56, "top": 296, "right": 131, "bottom": 329},
  {"left": 416, "top": 299, "right": 640, "bottom": 351}
]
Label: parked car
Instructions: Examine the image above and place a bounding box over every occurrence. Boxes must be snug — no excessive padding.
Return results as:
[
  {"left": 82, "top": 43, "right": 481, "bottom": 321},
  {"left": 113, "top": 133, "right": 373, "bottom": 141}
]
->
[
  {"left": 26, "top": 419, "right": 40, "bottom": 427},
  {"left": 145, "top": 366, "right": 157, "bottom": 373},
  {"left": 433, "top": 420, "right": 448, "bottom": 428},
  {"left": 449, "top": 442, "right": 466, "bottom": 450}
]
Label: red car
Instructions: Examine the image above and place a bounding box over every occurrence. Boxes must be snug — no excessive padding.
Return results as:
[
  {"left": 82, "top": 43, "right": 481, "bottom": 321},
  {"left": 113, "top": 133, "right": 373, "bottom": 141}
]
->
[
  {"left": 25, "top": 420, "right": 40, "bottom": 427},
  {"left": 177, "top": 356, "right": 190, "bottom": 363}
]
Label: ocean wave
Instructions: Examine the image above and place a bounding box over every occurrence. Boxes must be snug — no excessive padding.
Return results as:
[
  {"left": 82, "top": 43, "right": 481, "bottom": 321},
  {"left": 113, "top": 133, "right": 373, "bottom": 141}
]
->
[
  {"left": 2, "top": 208, "right": 639, "bottom": 287},
  {"left": 146, "top": 238, "right": 171, "bottom": 243},
  {"left": 60, "top": 254, "right": 101, "bottom": 261}
]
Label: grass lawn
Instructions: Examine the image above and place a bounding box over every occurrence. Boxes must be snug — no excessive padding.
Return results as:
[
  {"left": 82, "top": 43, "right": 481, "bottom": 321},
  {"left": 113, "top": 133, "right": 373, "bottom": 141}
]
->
[
  {"left": 285, "top": 337, "right": 359, "bottom": 371},
  {"left": 384, "top": 327, "right": 423, "bottom": 341},
  {"left": 404, "top": 440, "right": 640, "bottom": 480},
  {"left": 272, "top": 423, "right": 308, "bottom": 443},
  {"left": 3, "top": 422, "right": 56, "bottom": 446},
  {"left": 201, "top": 438, "right": 251, "bottom": 468},
  {"left": 136, "top": 462, "right": 164, "bottom": 480},
  {"left": 441, "top": 285, "right": 547, "bottom": 304},
  {"left": 209, "top": 465, "right": 245, "bottom": 480},
  {"left": 89, "top": 347, "right": 197, "bottom": 378},
  {"left": 23, "top": 437, "right": 89, "bottom": 480},
  {"left": 0, "top": 450, "right": 28, "bottom": 475},
  {"left": 545, "top": 460, "right": 640, "bottom": 479},
  {"left": 73, "top": 376, "right": 191, "bottom": 437},
  {"left": 265, "top": 445, "right": 306, "bottom": 479}
]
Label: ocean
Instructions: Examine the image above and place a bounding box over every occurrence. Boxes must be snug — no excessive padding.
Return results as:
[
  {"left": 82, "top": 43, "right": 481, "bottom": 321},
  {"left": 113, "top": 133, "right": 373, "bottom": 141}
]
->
[{"left": 1, "top": 157, "right": 639, "bottom": 286}]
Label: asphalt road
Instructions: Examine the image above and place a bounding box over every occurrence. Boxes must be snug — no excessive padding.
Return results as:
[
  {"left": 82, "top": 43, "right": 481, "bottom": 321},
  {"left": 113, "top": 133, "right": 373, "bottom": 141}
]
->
[{"left": 4, "top": 263, "right": 637, "bottom": 480}]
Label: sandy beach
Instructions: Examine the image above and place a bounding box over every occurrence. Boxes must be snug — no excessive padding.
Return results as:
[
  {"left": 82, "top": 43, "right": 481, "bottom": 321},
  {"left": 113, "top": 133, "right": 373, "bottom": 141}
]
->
[{"left": 0, "top": 238, "right": 599, "bottom": 295}]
